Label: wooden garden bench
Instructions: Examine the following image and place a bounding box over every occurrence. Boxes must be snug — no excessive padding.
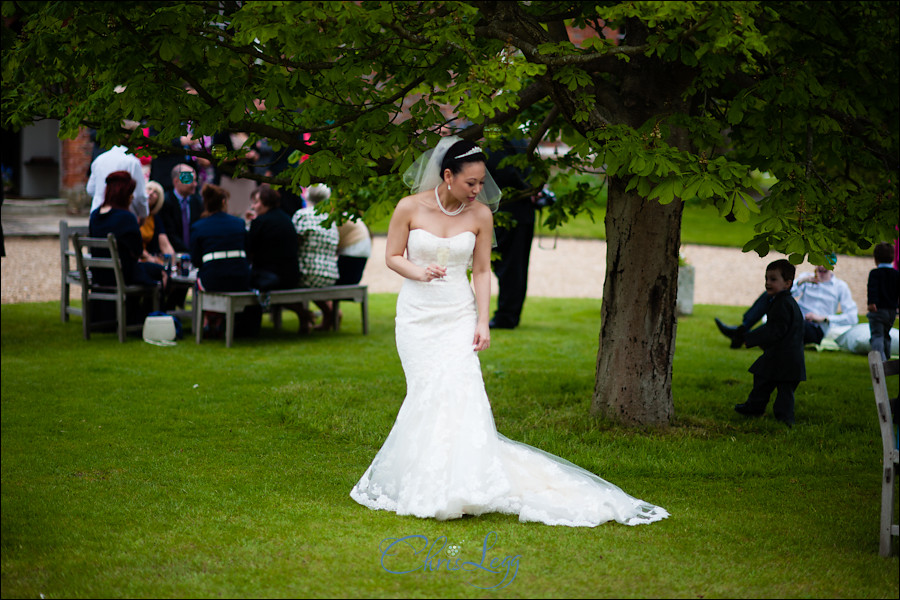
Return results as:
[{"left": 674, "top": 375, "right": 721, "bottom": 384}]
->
[
  {"left": 72, "top": 233, "right": 161, "bottom": 343},
  {"left": 194, "top": 284, "right": 368, "bottom": 347},
  {"left": 868, "top": 350, "right": 899, "bottom": 557}
]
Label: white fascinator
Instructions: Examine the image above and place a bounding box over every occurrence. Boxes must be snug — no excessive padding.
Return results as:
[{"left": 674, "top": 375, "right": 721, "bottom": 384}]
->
[{"left": 402, "top": 135, "right": 502, "bottom": 213}]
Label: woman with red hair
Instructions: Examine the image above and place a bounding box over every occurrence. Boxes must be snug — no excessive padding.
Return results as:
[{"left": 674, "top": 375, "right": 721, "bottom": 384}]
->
[
  {"left": 88, "top": 171, "right": 166, "bottom": 325},
  {"left": 89, "top": 170, "right": 166, "bottom": 288}
]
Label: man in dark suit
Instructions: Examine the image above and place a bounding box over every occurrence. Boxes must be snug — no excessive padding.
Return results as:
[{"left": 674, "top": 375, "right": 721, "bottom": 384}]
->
[
  {"left": 735, "top": 259, "right": 807, "bottom": 427},
  {"left": 486, "top": 138, "right": 535, "bottom": 330},
  {"left": 160, "top": 163, "right": 203, "bottom": 254},
  {"left": 159, "top": 163, "right": 203, "bottom": 311},
  {"left": 147, "top": 129, "right": 190, "bottom": 195}
]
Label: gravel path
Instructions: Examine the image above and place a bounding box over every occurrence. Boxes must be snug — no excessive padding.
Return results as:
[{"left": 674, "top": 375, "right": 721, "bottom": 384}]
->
[{"left": 1, "top": 234, "right": 873, "bottom": 312}]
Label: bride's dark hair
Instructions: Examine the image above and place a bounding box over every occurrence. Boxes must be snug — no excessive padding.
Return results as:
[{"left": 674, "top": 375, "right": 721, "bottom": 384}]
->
[{"left": 440, "top": 140, "right": 486, "bottom": 176}]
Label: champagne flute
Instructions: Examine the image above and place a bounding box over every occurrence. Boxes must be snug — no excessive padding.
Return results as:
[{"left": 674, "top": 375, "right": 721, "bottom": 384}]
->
[{"left": 435, "top": 244, "right": 450, "bottom": 280}]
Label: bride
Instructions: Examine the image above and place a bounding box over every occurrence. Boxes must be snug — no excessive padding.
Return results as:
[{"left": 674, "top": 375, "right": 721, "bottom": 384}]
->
[{"left": 350, "top": 136, "right": 668, "bottom": 527}]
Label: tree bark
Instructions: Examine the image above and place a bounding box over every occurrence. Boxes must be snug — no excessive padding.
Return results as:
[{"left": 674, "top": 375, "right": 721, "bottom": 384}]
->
[{"left": 591, "top": 177, "right": 684, "bottom": 426}]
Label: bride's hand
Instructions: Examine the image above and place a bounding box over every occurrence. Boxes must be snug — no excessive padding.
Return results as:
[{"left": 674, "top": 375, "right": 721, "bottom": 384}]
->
[
  {"left": 421, "top": 264, "right": 447, "bottom": 282},
  {"left": 473, "top": 322, "right": 490, "bottom": 351}
]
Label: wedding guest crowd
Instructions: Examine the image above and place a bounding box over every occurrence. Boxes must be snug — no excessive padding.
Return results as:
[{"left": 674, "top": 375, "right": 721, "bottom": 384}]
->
[{"left": 85, "top": 130, "right": 372, "bottom": 340}]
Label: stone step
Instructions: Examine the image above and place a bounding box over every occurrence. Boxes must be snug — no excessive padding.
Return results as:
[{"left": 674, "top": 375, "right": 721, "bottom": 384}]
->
[{"left": 2, "top": 198, "right": 68, "bottom": 215}]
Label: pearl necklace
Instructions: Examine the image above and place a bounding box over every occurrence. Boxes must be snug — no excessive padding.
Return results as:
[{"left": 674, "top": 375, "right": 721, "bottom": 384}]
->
[{"left": 435, "top": 185, "right": 464, "bottom": 216}]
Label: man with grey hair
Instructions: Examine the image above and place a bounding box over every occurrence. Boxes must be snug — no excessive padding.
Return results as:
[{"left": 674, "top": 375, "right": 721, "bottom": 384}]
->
[
  {"left": 292, "top": 184, "right": 339, "bottom": 330},
  {"left": 159, "top": 163, "right": 203, "bottom": 253}
]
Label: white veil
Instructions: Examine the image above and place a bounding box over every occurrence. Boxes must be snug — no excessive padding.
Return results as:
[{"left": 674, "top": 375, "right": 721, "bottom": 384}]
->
[{"left": 402, "top": 135, "right": 502, "bottom": 213}]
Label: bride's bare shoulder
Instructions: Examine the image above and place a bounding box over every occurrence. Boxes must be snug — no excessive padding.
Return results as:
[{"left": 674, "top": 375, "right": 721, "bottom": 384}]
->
[
  {"left": 470, "top": 200, "right": 493, "bottom": 223},
  {"left": 394, "top": 191, "right": 431, "bottom": 213}
]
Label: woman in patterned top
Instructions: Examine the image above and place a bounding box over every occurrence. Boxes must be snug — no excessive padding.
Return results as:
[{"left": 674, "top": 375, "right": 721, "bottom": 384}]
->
[{"left": 292, "top": 183, "right": 339, "bottom": 331}]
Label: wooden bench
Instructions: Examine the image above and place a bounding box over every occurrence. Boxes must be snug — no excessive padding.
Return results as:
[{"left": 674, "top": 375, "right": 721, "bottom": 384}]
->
[
  {"left": 194, "top": 284, "right": 368, "bottom": 347},
  {"left": 60, "top": 219, "right": 90, "bottom": 322},
  {"left": 868, "top": 350, "right": 899, "bottom": 557},
  {"left": 72, "top": 233, "right": 161, "bottom": 343}
]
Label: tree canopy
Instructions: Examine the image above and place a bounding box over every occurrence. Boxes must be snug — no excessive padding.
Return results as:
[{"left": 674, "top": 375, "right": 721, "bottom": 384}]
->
[
  {"left": 3, "top": 1, "right": 896, "bottom": 260},
  {"left": 3, "top": 1, "right": 898, "bottom": 425}
]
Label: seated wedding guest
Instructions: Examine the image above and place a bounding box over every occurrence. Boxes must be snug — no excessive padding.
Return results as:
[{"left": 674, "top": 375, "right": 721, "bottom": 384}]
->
[
  {"left": 293, "top": 183, "right": 340, "bottom": 331},
  {"left": 190, "top": 183, "right": 254, "bottom": 336},
  {"left": 715, "top": 255, "right": 858, "bottom": 348},
  {"left": 139, "top": 180, "right": 176, "bottom": 262},
  {"left": 89, "top": 171, "right": 165, "bottom": 325},
  {"left": 246, "top": 184, "right": 300, "bottom": 291},
  {"left": 159, "top": 164, "right": 203, "bottom": 310},
  {"left": 90, "top": 171, "right": 166, "bottom": 287},
  {"left": 337, "top": 214, "right": 372, "bottom": 286},
  {"left": 160, "top": 163, "right": 203, "bottom": 254}
]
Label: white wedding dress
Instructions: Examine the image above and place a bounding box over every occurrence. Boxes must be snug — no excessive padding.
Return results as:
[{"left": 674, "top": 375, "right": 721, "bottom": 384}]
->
[{"left": 350, "top": 229, "right": 668, "bottom": 526}]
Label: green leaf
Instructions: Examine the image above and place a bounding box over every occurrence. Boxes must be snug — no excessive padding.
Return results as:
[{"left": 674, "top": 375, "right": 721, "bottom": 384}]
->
[
  {"left": 649, "top": 179, "right": 676, "bottom": 204},
  {"left": 681, "top": 177, "right": 703, "bottom": 201}
]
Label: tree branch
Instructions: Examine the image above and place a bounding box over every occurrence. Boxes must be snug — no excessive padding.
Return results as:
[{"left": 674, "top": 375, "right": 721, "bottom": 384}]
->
[
  {"left": 477, "top": 20, "right": 646, "bottom": 68},
  {"left": 527, "top": 105, "right": 560, "bottom": 155},
  {"left": 195, "top": 23, "right": 338, "bottom": 72},
  {"left": 461, "top": 79, "right": 552, "bottom": 141}
]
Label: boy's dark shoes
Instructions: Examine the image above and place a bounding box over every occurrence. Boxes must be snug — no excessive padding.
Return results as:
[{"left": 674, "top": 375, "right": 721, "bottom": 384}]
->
[
  {"left": 730, "top": 326, "right": 747, "bottom": 349},
  {"left": 734, "top": 403, "right": 764, "bottom": 417},
  {"left": 715, "top": 318, "right": 746, "bottom": 348},
  {"left": 714, "top": 317, "right": 736, "bottom": 337}
]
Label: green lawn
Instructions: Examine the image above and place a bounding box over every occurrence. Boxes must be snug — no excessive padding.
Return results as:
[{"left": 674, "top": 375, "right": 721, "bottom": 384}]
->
[{"left": 2, "top": 297, "right": 897, "bottom": 598}]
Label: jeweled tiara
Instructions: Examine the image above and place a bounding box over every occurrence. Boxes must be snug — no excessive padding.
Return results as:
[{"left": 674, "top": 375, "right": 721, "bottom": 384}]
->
[{"left": 454, "top": 146, "right": 483, "bottom": 160}]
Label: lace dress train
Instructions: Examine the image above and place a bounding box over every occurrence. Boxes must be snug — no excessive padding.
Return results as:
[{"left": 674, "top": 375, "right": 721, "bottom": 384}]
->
[{"left": 350, "top": 229, "right": 668, "bottom": 526}]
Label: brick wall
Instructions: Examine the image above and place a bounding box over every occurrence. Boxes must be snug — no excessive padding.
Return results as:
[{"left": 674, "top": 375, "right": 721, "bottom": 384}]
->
[{"left": 60, "top": 128, "right": 93, "bottom": 213}]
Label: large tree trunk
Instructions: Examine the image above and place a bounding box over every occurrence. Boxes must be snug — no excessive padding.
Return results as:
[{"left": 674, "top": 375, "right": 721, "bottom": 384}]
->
[
  {"left": 591, "top": 178, "right": 684, "bottom": 426},
  {"left": 522, "top": 12, "right": 696, "bottom": 427}
]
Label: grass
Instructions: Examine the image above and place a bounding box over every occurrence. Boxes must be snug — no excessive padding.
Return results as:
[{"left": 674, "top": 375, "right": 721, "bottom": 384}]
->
[{"left": 2, "top": 297, "right": 898, "bottom": 598}]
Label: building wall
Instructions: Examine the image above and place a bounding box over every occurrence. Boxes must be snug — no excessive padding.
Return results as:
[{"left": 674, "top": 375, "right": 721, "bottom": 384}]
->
[
  {"left": 60, "top": 129, "right": 93, "bottom": 213},
  {"left": 19, "top": 120, "right": 60, "bottom": 198}
]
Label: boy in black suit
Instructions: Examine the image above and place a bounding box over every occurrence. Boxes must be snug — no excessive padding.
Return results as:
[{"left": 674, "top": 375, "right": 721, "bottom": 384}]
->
[
  {"left": 866, "top": 242, "right": 899, "bottom": 361},
  {"left": 734, "top": 259, "right": 806, "bottom": 427}
]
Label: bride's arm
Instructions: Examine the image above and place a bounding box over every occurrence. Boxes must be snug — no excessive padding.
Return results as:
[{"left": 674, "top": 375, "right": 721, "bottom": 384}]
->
[
  {"left": 471, "top": 207, "right": 493, "bottom": 351},
  {"left": 385, "top": 197, "right": 440, "bottom": 282}
]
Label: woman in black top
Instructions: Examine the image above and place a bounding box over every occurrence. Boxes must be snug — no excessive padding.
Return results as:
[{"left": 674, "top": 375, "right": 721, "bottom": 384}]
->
[
  {"left": 190, "top": 183, "right": 251, "bottom": 292},
  {"left": 89, "top": 171, "right": 165, "bottom": 288}
]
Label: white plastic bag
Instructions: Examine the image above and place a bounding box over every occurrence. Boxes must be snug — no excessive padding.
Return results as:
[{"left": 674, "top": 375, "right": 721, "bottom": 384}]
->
[{"left": 142, "top": 315, "right": 177, "bottom": 346}]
